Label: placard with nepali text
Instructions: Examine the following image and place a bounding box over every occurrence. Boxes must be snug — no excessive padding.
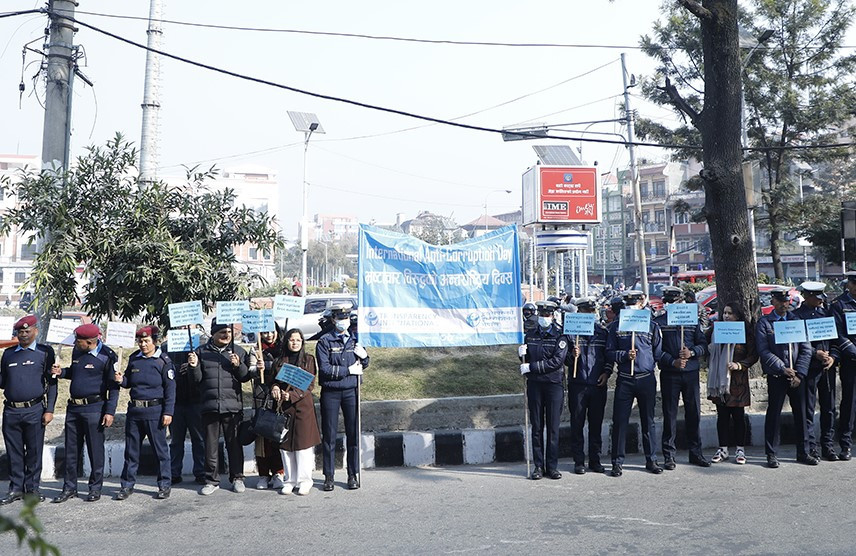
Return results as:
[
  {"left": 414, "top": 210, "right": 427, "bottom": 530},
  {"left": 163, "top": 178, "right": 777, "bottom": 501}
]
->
[
  {"left": 618, "top": 308, "right": 651, "bottom": 333},
  {"left": 563, "top": 313, "right": 596, "bottom": 336},
  {"left": 773, "top": 320, "right": 807, "bottom": 344},
  {"left": 106, "top": 321, "right": 137, "bottom": 348},
  {"left": 274, "top": 363, "right": 314, "bottom": 391},
  {"left": 168, "top": 300, "right": 204, "bottom": 327},
  {"left": 805, "top": 317, "right": 838, "bottom": 342},
  {"left": 216, "top": 300, "right": 250, "bottom": 324},
  {"left": 273, "top": 295, "right": 304, "bottom": 321},
  {"left": 46, "top": 319, "right": 78, "bottom": 345},
  {"left": 667, "top": 303, "right": 699, "bottom": 326}
]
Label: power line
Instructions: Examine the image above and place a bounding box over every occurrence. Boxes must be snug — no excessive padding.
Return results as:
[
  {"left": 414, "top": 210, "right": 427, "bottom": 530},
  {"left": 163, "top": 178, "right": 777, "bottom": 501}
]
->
[{"left": 0, "top": 9, "right": 43, "bottom": 20}]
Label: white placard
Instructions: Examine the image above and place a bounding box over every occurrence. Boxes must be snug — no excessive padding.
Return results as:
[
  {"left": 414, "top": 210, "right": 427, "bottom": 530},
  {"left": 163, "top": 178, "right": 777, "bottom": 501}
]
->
[
  {"left": 216, "top": 300, "right": 250, "bottom": 324},
  {"left": 0, "top": 316, "right": 14, "bottom": 340},
  {"left": 273, "top": 295, "right": 304, "bottom": 321},
  {"left": 106, "top": 321, "right": 137, "bottom": 348},
  {"left": 46, "top": 319, "right": 79, "bottom": 345}
]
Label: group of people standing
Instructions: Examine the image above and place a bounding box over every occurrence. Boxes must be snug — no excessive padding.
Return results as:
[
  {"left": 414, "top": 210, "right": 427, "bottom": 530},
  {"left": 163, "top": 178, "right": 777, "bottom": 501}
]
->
[
  {"left": 0, "top": 303, "right": 368, "bottom": 505},
  {"left": 520, "top": 274, "right": 856, "bottom": 478}
]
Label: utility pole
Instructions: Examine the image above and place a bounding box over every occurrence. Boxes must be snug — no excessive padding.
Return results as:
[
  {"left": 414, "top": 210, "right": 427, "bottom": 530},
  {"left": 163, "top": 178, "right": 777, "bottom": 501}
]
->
[
  {"left": 621, "top": 53, "right": 648, "bottom": 297},
  {"left": 139, "top": 0, "right": 164, "bottom": 186}
]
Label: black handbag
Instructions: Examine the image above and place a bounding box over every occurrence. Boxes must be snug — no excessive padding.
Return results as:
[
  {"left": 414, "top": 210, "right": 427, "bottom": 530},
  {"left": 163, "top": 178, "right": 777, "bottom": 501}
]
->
[{"left": 251, "top": 398, "right": 291, "bottom": 444}]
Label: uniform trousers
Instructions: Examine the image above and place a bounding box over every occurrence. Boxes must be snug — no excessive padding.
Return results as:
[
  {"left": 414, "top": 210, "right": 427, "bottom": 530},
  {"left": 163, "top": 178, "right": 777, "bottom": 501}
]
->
[
  {"left": 121, "top": 413, "right": 171, "bottom": 490},
  {"left": 765, "top": 375, "right": 809, "bottom": 457},
  {"left": 527, "top": 380, "right": 564, "bottom": 472},
  {"left": 2, "top": 405, "right": 46, "bottom": 493},
  {"left": 660, "top": 370, "right": 703, "bottom": 460},
  {"left": 611, "top": 373, "right": 657, "bottom": 465},
  {"left": 280, "top": 447, "right": 315, "bottom": 490},
  {"left": 805, "top": 366, "right": 836, "bottom": 454},
  {"left": 320, "top": 388, "right": 359, "bottom": 478},
  {"left": 838, "top": 363, "right": 856, "bottom": 452},
  {"left": 567, "top": 383, "right": 606, "bottom": 465},
  {"left": 169, "top": 402, "right": 205, "bottom": 480},
  {"left": 202, "top": 411, "right": 244, "bottom": 484},
  {"left": 62, "top": 409, "right": 106, "bottom": 493}
]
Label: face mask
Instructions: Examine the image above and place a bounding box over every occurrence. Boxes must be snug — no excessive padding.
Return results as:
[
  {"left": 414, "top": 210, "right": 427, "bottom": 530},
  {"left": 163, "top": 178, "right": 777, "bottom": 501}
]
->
[
  {"left": 538, "top": 316, "right": 552, "bottom": 328},
  {"left": 334, "top": 319, "right": 349, "bottom": 332}
]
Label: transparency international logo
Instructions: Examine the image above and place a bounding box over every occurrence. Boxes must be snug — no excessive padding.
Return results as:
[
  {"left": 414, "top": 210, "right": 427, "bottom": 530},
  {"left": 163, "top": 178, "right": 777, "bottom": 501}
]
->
[
  {"left": 466, "top": 313, "right": 481, "bottom": 328},
  {"left": 563, "top": 173, "right": 574, "bottom": 182}
]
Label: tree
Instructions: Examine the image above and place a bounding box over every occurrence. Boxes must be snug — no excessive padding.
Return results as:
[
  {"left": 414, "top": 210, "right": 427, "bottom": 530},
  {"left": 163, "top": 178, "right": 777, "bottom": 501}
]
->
[
  {"left": 0, "top": 495, "right": 59, "bottom": 555},
  {"left": 1, "top": 134, "right": 283, "bottom": 327},
  {"left": 639, "top": 0, "right": 856, "bottom": 280}
]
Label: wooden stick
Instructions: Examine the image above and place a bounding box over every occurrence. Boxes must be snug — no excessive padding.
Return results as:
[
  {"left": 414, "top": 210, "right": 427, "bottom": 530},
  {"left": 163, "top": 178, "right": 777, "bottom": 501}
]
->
[
  {"left": 573, "top": 334, "right": 580, "bottom": 379},
  {"left": 257, "top": 335, "right": 264, "bottom": 384},
  {"left": 630, "top": 331, "right": 636, "bottom": 376},
  {"left": 789, "top": 343, "right": 793, "bottom": 371},
  {"left": 680, "top": 325, "right": 685, "bottom": 350}
]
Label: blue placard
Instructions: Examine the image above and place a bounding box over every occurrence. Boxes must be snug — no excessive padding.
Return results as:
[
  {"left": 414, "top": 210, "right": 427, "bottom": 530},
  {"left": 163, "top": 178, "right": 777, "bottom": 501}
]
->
[
  {"left": 168, "top": 300, "right": 204, "bottom": 327},
  {"left": 805, "top": 317, "right": 838, "bottom": 342},
  {"left": 618, "top": 308, "right": 651, "bottom": 333},
  {"left": 667, "top": 303, "right": 699, "bottom": 326},
  {"left": 773, "top": 320, "right": 807, "bottom": 344},
  {"left": 242, "top": 310, "right": 276, "bottom": 333},
  {"left": 274, "top": 363, "right": 314, "bottom": 391},
  {"left": 165, "top": 329, "right": 202, "bottom": 352},
  {"left": 216, "top": 300, "right": 250, "bottom": 324},
  {"left": 713, "top": 321, "right": 746, "bottom": 344},
  {"left": 847, "top": 312, "right": 856, "bottom": 335},
  {"left": 273, "top": 295, "right": 304, "bottom": 321},
  {"left": 563, "top": 313, "right": 596, "bottom": 336}
]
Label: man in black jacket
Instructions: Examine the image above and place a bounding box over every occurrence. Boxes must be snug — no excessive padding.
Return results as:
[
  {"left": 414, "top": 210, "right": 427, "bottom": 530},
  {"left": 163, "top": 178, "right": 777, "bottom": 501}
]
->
[{"left": 188, "top": 319, "right": 253, "bottom": 495}]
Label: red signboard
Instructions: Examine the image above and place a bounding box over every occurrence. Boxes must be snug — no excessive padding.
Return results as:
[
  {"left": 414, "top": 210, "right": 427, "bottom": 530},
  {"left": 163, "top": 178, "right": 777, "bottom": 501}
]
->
[{"left": 538, "top": 167, "right": 599, "bottom": 223}]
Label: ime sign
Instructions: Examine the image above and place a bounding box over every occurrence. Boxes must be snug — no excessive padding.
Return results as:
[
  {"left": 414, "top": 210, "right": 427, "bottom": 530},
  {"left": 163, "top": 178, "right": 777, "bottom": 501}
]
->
[{"left": 522, "top": 165, "right": 601, "bottom": 225}]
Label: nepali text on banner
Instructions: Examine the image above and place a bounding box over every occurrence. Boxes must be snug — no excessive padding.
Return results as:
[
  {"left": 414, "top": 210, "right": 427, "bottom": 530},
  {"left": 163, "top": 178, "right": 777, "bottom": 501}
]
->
[{"left": 357, "top": 224, "right": 523, "bottom": 347}]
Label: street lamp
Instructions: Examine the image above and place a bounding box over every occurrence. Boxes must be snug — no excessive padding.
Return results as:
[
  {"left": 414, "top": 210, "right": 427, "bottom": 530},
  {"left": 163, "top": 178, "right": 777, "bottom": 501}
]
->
[
  {"left": 288, "top": 111, "right": 325, "bottom": 295},
  {"left": 483, "top": 189, "right": 512, "bottom": 232}
]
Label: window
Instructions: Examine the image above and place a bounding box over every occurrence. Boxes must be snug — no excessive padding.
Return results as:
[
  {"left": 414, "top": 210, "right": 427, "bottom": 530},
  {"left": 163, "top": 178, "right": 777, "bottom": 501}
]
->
[
  {"left": 304, "top": 299, "right": 327, "bottom": 314},
  {"left": 610, "top": 224, "right": 622, "bottom": 238},
  {"left": 653, "top": 180, "right": 666, "bottom": 197},
  {"left": 675, "top": 212, "right": 690, "bottom": 224},
  {"left": 249, "top": 247, "right": 258, "bottom": 259},
  {"left": 20, "top": 244, "right": 37, "bottom": 260},
  {"left": 608, "top": 196, "right": 622, "bottom": 212},
  {"left": 594, "top": 226, "right": 604, "bottom": 239},
  {"left": 676, "top": 240, "right": 691, "bottom": 252},
  {"left": 656, "top": 241, "right": 668, "bottom": 255},
  {"left": 640, "top": 183, "right": 649, "bottom": 197},
  {"left": 595, "top": 251, "right": 605, "bottom": 263},
  {"left": 14, "top": 272, "right": 26, "bottom": 284}
]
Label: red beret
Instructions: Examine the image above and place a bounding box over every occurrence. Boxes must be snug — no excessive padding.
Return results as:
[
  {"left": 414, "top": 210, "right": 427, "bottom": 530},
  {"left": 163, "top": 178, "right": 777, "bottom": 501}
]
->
[
  {"left": 13, "top": 315, "right": 38, "bottom": 330},
  {"left": 74, "top": 323, "right": 101, "bottom": 340},
  {"left": 135, "top": 325, "right": 160, "bottom": 339}
]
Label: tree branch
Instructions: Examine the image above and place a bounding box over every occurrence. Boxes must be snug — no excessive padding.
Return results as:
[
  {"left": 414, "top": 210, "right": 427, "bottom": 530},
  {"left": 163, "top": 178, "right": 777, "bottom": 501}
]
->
[
  {"left": 676, "top": 0, "right": 713, "bottom": 20},
  {"left": 659, "top": 77, "right": 702, "bottom": 129}
]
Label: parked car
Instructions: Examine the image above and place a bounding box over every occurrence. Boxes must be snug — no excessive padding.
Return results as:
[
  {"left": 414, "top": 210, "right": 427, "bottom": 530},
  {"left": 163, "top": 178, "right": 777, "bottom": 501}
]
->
[
  {"left": 279, "top": 294, "right": 358, "bottom": 338},
  {"left": 60, "top": 311, "right": 95, "bottom": 326},
  {"left": 695, "top": 284, "right": 799, "bottom": 321},
  {"left": 18, "top": 291, "right": 33, "bottom": 311}
]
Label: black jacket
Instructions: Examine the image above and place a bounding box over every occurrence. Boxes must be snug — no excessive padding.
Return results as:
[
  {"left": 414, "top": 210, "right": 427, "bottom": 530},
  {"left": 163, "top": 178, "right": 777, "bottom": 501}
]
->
[{"left": 190, "top": 341, "right": 253, "bottom": 413}]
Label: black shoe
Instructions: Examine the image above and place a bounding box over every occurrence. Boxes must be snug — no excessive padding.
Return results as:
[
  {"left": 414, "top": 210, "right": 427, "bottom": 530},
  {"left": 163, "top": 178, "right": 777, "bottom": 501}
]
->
[
  {"left": 85, "top": 492, "right": 101, "bottom": 502},
  {"left": 194, "top": 476, "right": 207, "bottom": 485},
  {"left": 52, "top": 490, "right": 77, "bottom": 503},
  {"left": 689, "top": 454, "right": 712, "bottom": 468},
  {"left": 156, "top": 488, "right": 171, "bottom": 500},
  {"left": 574, "top": 464, "right": 586, "bottom": 475},
  {"left": 347, "top": 475, "right": 360, "bottom": 490},
  {"left": 25, "top": 490, "right": 45, "bottom": 503},
  {"left": 822, "top": 449, "right": 839, "bottom": 462},
  {"left": 530, "top": 467, "right": 543, "bottom": 480},
  {"left": 839, "top": 449, "right": 852, "bottom": 461},
  {"left": 323, "top": 476, "right": 334, "bottom": 492},
  {"left": 809, "top": 449, "right": 821, "bottom": 460},
  {"left": 588, "top": 461, "right": 605, "bottom": 473},
  {"left": 115, "top": 487, "right": 133, "bottom": 501},
  {"left": 797, "top": 454, "right": 819, "bottom": 466},
  {"left": 548, "top": 469, "right": 562, "bottom": 480},
  {"left": 663, "top": 458, "right": 677, "bottom": 471},
  {"left": 767, "top": 455, "right": 780, "bottom": 468},
  {"left": 171, "top": 476, "right": 183, "bottom": 485},
  {"left": 646, "top": 460, "right": 663, "bottom": 474},
  {"left": 0, "top": 491, "right": 23, "bottom": 505},
  {"left": 610, "top": 463, "right": 623, "bottom": 477}
]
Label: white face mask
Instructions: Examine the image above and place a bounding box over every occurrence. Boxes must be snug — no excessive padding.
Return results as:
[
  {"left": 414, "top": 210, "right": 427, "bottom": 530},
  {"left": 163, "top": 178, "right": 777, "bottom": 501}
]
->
[
  {"left": 334, "top": 319, "right": 349, "bottom": 332},
  {"left": 538, "top": 316, "right": 552, "bottom": 328}
]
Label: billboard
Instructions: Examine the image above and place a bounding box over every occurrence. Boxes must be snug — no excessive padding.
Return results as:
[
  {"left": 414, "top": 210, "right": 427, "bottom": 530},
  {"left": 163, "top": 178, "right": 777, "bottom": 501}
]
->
[{"left": 522, "top": 165, "right": 601, "bottom": 225}]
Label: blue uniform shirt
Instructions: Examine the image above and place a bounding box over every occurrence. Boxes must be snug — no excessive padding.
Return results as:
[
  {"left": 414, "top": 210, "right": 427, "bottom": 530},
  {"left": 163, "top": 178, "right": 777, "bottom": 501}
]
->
[
  {"left": 831, "top": 292, "right": 856, "bottom": 363},
  {"left": 756, "top": 311, "right": 812, "bottom": 378},
  {"left": 523, "top": 323, "right": 569, "bottom": 384},
  {"left": 316, "top": 331, "right": 369, "bottom": 390},
  {"left": 567, "top": 324, "right": 607, "bottom": 385},
  {"left": 606, "top": 315, "right": 663, "bottom": 378},
  {"left": 653, "top": 311, "right": 709, "bottom": 372},
  {"left": 58, "top": 341, "right": 120, "bottom": 415},
  {"left": 793, "top": 303, "right": 838, "bottom": 371},
  {"left": 0, "top": 343, "right": 57, "bottom": 411},
  {"left": 119, "top": 348, "right": 177, "bottom": 417}
]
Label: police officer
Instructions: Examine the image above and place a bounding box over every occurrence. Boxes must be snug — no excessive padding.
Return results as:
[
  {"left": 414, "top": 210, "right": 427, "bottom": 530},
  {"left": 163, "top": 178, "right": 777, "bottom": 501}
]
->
[
  {"left": 831, "top": 272, "right": 856, "bottom": 461},
  {"left": 0, "top": 316, "right": 56, "bottom": 505},
  {"left": 522, "top": 302, "right": 537, "bottom": 334},
  {"left": 51, "top": 323, "right": 119, "bottom": 503},
  {"left": 756, "top": 288, "right": 814, "bottom": 468},
  {"left": 316, "top": 304, "right": 369, "bottom": 491},
  {"left": 520, "top": 300, "right": 568, "bottom": 480},
  {"left": 114, "top": 326, "right": 176, "bottom": 500},
  {"left": 793, "top": 281, "right": 838, "bottom": 461},
  {"left": 164, "top": 325, "right": 206, "bottom": 485},
  {"left": 654, "top": 286, "right": 710, "bottom": 469},
  {"left": 566, "top": 297, "right": 608, "bottom": 474},
  {"left": 606, "top": 291, "right": 663, "bottom": 477}
]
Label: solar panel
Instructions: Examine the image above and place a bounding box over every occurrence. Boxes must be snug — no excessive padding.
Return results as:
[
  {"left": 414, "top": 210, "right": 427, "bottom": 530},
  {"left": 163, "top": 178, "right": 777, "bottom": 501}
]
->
[
  {"left": 287, "top": 111, "right": 325, "bottom": 134},
  {"left": 533, "top": 145, "right": 581, "bottom": 166}
]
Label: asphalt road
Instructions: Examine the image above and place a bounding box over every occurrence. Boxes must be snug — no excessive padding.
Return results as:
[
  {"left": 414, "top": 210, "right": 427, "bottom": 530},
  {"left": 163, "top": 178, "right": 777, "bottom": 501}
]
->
[{"left": 2, "top": 448, "right": 855, "bottom": 555}]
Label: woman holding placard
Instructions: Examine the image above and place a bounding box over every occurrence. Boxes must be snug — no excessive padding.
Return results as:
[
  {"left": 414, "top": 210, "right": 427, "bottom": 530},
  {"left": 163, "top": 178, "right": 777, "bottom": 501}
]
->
[
  {"left": 271, "top": 328, "right": 321, "bottom": 495},
  {"left": 707, "top": 303, "right": 757, "bottom": 465}
]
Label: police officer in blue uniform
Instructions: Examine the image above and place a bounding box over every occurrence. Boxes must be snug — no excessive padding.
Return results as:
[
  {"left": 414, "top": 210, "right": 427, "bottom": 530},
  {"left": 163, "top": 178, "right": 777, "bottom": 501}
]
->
[
  {"left": 831, "top": 272, "right": 856, "bottom": 461},
  {"left": 793, "top": 281, "right": 839, "bottom": 461},
  {"left": 606, "top": 291, "right": 663, "bottom": 477},
  {"left": 0, "top": 315, "right": 56, "bottom": 505},
  {"left": 566, "top": 297, "right": 608, "bottom": 475},
  {"left": 317, "top": 304, "right": 369, "bottom": 491},
  {"left": 654, "top": 286, "right": 710, "bottom": 469},
  {"left": 520, "top": 300, "right": 568, "bottom": 480},
  {"left": 757, "top": 288, "right": 814, "bottom": 468},
  {"left": 52, "top": 323, "right": 120, "bottom": 503},
  {"left": 114, "top": 326, "right": 176, "bottom": 500}
]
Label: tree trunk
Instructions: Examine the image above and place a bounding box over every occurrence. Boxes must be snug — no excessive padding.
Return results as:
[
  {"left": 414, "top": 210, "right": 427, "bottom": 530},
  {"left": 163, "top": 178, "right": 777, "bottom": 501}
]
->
[
  {"left": 768, "top": 210, "right": 785, "bottom": 280},
  {"left": 695, "top": 0, "right": 760, "bottom": 324}
]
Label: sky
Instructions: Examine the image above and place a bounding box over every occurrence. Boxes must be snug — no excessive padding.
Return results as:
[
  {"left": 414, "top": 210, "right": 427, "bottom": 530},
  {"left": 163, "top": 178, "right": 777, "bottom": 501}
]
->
[{"left": 0, "top": 1, "right": 743, "bottom": 238}]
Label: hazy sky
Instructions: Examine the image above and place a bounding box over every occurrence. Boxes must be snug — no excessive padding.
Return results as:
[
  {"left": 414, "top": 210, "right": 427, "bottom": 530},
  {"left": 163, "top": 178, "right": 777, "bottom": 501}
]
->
[{"left": 2, "top": 1, "right": 837, "bottom": 238}]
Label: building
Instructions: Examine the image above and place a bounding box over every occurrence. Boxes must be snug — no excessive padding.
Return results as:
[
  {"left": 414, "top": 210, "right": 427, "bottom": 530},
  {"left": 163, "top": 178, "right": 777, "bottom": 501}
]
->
[
  {"left": 312, "top": 213, "right": 359, "bottom": 240},
  {"left": 591, "top": 172, "right": 629, "bottom": 286},
  {"left": 0, "top": 154, "right": 40, "bottom": 304}
]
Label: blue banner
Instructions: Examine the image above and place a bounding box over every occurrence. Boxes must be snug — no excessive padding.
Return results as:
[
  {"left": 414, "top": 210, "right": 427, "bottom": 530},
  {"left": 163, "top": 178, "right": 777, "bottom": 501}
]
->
[{"left": 358, "top": 224, "right": 523, "bottom": 347}]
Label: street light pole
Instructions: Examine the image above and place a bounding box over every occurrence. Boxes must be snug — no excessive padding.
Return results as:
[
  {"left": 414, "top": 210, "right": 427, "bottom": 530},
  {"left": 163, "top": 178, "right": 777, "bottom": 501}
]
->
[{"left": 621, "top": 53, "right": 648, "bottom": 297}]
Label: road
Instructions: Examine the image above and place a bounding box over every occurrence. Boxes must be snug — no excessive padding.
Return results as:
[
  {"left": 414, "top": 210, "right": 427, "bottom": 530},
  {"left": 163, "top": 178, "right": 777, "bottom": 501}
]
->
[{"left": 2, "top": 448, "right": 854, "bottom": 555}]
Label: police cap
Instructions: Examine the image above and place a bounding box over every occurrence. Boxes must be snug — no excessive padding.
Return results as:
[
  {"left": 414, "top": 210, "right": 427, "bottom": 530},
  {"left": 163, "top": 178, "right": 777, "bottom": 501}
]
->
[
  {"left": 136, "top": 325, "right": 160, "bottom": 340},
  {"left": 330, "top": 303, "right": 353, "bottom": 319},
  {"left": 847, "top": 272, "right": 856, "bottom": 283},
  {"left": 610, "top": 296, "right": 626, "bottom": 310},
  {"left": 574, "top": 297, "right": 597, "bottom": 310},
  {"left": 769, "top": 287, "right": 791, "bottom": 302},
  {"left": 798, "top": 281, "right": 827, "bottom": 299},
  {"left": 623, "top": 290, "right": 645, "bottom": 302},
  {"left": 13, "top": 315, "right": 37, "bottom": 330},
  {"left": 522, "top": 302, "right": 536, "bottom": 317},
  {"left": 535, "top": 300, "right": 558, "bottom": 315},
  {"left": 662, "top": 286, "right": 683, "bottom": 302},
  {"left": 74, "top": 323, "right": 101, "bottom": 340}
]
